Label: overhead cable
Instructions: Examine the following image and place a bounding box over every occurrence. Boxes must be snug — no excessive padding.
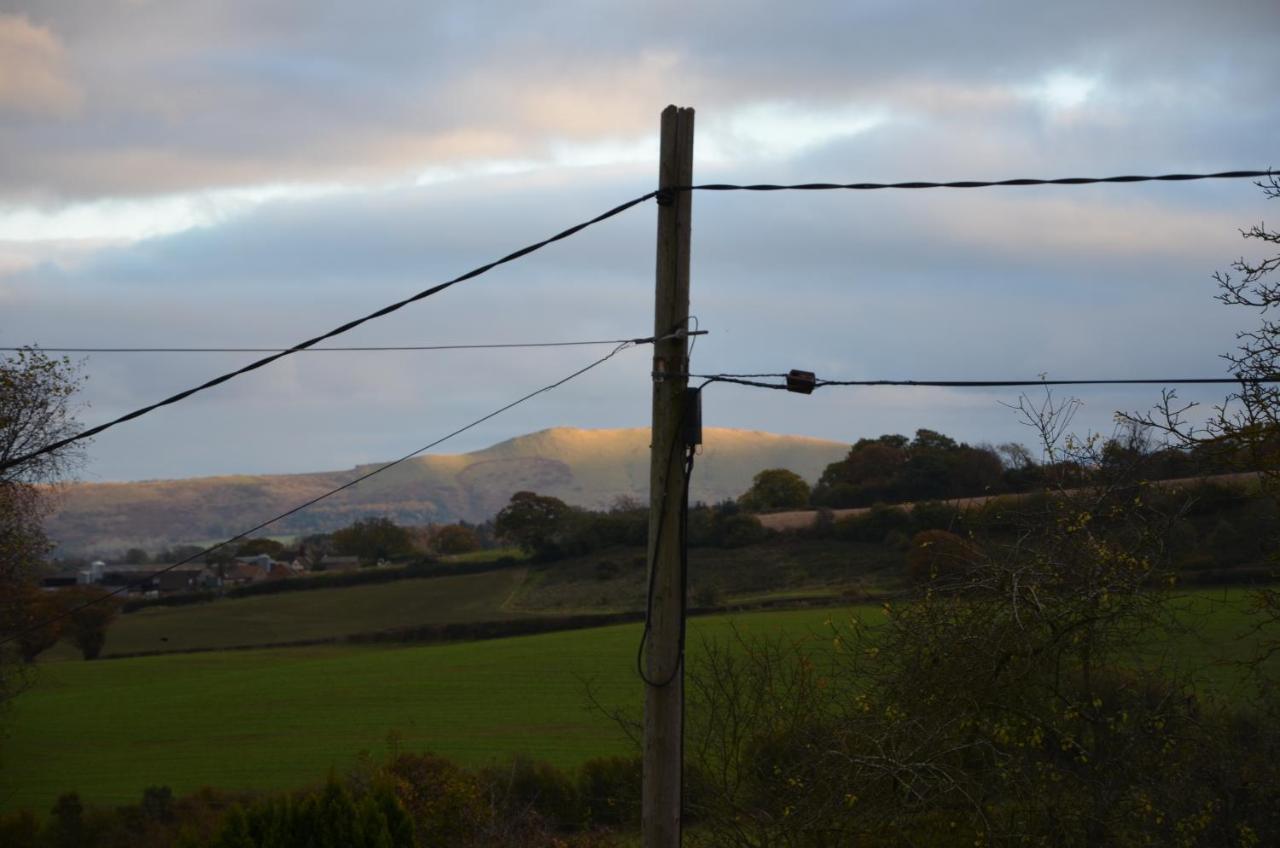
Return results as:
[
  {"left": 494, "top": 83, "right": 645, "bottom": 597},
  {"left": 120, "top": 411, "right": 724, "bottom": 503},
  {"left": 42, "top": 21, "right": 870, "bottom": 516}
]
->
[
  {"left": 683, "top": 373, "right": 1280, "bottom": 392},
  {"left": 6, "top": 166, "right": 1267, "bottom": 474},
  {"left": 0, "top": 334, "right": 703, "bottom": 354},
  {"left": 0, "top": 190, "right": 657, "bottom": 474},
  {"left": 683, "top": 170, "right": 1272, "bottom": 193},
  {"left": 0, "top": 340, "right": 641, "bottom": 648}
]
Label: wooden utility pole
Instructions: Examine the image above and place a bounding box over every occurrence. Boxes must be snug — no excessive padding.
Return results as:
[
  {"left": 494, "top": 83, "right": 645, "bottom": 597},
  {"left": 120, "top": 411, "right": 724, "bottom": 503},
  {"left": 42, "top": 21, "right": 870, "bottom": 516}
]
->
[{"left": 643, "top": 104, "right": 694, "bottom": 848}]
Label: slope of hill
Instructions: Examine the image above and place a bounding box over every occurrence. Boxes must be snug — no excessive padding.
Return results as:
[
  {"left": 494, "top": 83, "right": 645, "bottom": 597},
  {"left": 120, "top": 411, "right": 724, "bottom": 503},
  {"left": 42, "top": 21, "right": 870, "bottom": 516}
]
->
[{"left": 47, "top": 427, "right": 850, "bottom": 553}]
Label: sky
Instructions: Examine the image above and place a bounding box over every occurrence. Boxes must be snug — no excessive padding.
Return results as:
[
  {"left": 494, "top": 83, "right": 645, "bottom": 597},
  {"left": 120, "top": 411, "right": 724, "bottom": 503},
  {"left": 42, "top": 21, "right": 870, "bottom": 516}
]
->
[{"left": 1, "top": 0, "right": 1278, "bottom": 483}]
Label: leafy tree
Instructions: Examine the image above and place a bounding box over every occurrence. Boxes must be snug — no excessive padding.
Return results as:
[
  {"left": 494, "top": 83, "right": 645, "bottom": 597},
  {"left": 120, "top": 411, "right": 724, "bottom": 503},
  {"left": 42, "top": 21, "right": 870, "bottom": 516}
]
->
[
  {"left": 737, "top": 468, "right": 810, "bottom": 511},
  {"left": 0, "top": 347, "right": 87, "bottom": 707},
  {"left": 494, "top": 491, "right": 572, "bottom": 557},
  {"left": 14, "top": 584, "right": 62, "bottom": 662},
  {"left": 432, "top": 523, "right": 481, "bottom": 555},
  {"left": 204, "top": 545, "right": 237, "bottom": 570},
  {"left": 298, "top": 534, "right": 332, "bottom": 571},
  {"left": 123, "top": 546, "right": 150, "bottom": 565},
  {"left": 331, "top": 518, "right": 414, "bottom": 564},
  {"left": 60, "top": 587, "right": 120, "bottom": 660},
  {"left": 0, "top": 346, "right": 88, "bottom": 485},
  {"left": 812, "top": 429, "right": 1005, "bottom": 507},
  {"left": 812, "top": 434, "right": 910, "bottom": 506}
]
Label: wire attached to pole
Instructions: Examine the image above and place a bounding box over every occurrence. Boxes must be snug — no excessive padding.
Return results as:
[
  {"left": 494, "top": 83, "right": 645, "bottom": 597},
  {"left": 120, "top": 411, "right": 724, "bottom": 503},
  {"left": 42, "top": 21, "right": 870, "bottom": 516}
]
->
[
  {"left": 0, "top": 332, "right": 707, "bottom": 355},
  {"left": 680, "top": 373, "right": 1280, "bottom": 391},
  {"left": 0, "top": 341, "right": 642, "bottom": 649},
  {"left": 0, "top": 192, "right": 658, "bottom": 475},
  {"left": 685, "top": 170, "right": 1272, "bottom": 192},
  {"left": 636, "top": 385, "right": 703, "bottom": 688}
]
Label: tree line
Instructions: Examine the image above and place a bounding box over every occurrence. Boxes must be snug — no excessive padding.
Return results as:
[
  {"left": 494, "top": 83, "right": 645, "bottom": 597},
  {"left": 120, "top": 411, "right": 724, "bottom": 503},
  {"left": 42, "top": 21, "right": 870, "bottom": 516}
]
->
[{"left": 737, "top": 423, "right": 1249, "bottom": 514}]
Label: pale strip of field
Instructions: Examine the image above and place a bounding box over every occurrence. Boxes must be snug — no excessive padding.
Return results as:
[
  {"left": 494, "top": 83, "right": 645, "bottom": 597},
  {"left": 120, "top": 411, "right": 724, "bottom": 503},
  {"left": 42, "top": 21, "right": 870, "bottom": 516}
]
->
[{"left": 756, "top": 472, "right": 1261, "bottom": 531}]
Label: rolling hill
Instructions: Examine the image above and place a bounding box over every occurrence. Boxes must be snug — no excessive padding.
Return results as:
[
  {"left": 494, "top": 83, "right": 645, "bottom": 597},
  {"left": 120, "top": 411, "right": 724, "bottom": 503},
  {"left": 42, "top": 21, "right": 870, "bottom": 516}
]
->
[{"left": 46, "top": 427, "right": 850, "bottom": 553}]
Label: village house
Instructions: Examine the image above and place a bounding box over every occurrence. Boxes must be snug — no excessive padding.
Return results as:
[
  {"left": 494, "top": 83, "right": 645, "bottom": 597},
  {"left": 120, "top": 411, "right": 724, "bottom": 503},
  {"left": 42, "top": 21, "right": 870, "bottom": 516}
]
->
[
  {"left": 42, "top": 561, "right": 217, "bottom": 595},
  {"left": 315, "top": 555, "right": 361, "bottom": 573},
  {"left": 222, "top": 553, "right": 297, "bottom": 586}
]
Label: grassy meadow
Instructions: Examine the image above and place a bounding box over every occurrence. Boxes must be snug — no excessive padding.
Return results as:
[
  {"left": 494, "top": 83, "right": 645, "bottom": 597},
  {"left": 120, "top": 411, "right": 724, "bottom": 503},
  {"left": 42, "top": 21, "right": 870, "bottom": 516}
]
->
[
  {"left": 1, "top": 608, "right": 859, "bottom": 814},
  {"left": 3, "top": 589, "right": 1274, "bottom": 816},
  {"left": 37, "top": 537, "right": 900, "bottom": 660},
  {"left": 42, "top": 567, "right": 535, "bottom": 659}
]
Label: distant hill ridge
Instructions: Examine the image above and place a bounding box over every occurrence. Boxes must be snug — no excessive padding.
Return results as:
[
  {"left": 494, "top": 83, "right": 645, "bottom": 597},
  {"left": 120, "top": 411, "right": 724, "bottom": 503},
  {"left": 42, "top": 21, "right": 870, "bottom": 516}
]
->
[{"left": 47, "top": 427, "right": 850, "bottom": 554}]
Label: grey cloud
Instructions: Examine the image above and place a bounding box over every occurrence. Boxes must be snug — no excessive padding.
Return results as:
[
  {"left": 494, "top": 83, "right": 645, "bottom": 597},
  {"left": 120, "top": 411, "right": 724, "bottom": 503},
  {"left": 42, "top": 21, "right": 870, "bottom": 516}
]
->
[
  {"left": 2, "top": 0, "right": 1277, "bottom": 201},
  {"left": 3, "top": 159, "right": 1264, "bottom": 479}
]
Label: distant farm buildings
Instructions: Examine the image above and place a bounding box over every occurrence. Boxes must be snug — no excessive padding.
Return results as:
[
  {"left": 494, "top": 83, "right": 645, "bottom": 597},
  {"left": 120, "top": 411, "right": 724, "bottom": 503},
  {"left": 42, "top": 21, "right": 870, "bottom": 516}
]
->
[{"left": 39, "top": 550, "right": 375, "bottom": 598}]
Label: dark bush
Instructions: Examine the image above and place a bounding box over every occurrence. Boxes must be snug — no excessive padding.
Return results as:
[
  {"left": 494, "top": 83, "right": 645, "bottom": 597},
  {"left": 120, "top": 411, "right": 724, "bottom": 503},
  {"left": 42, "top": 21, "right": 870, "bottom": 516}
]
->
[
  {"left": 834, "top": 503, "right": 912, "bottom": 543},
  {"left": 210, "top": 778, "right": 413, "bottom": 848},
  {"left": 909, "top": 500, "right": 961, "bottom": 533},
  {"left": 905, "top": 529, "right": 981, "bottom": 584},
  {"left": 385, "top": 752, "right": 487, "bottom": 846},
  {"left": 577, "top": 756, "right": 641, "bottom": 828},
  {"left": 692, "top": 583, "right": 721, "bottom": 608},
  {"left": 479, "top": 755, "right": 580, "bottom": 832},
  {"left": 719, "top": 513, "right": 768, "bottom": 548},
  {"left": 0, "top": 810, "right": 39, "bottom": 848}
]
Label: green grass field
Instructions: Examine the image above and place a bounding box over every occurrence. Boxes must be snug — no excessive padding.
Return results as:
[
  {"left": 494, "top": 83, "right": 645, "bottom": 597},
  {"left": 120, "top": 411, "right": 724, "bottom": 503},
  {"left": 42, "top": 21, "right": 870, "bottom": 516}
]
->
[
  {"left": 44, "top": 568, "right": 534, "bottom": 659},
  {"left": 1, "top": 608, "right": 857, "bottom": 814},
  {"left": 46, "top": 538, "right": 897, "bottom": 660},
  {"left": 2, "top": 590, "right": 1271, "bottom": 816},
  {"left": 512, "top": 538, "right": 904, "bottom": 612}
]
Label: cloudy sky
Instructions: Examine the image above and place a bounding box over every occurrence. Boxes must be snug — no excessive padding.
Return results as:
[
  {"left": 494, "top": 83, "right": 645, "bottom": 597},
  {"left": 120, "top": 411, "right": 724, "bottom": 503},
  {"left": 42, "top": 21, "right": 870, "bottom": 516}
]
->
[{"left": 2, "top": 0, "right": 1278, "bottom": 483}]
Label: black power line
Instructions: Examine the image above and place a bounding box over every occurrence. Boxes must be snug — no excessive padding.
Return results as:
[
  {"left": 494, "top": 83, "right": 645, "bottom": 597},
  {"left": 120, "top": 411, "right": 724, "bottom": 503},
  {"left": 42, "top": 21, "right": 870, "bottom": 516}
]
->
[
  {"left": 0, "top": 337, "right": 678, "bottom": 354},
  {"left": 683, "top": 170, "right": 1271, "bottom": 193},
  {"left": 0, "top": 191, "right": 657, "bottom": 475},
  {"left": 5, "top": 167, "right": 1267, "bottom": 474},
  {"left": 683, "top": 373, "right": 1280, "bottom": 391},
  {"left": 0, "top": 341, "right": 641, "bottom": 648}
]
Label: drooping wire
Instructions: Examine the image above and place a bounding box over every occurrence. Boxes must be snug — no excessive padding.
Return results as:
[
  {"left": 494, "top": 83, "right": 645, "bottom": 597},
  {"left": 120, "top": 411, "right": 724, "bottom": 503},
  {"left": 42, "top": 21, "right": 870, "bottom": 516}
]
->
[
  {"left": 636, "top": 386, "right": 701, "bottom": 689},
  {"left": 0, "top": 191, "right": 658, "bottom": 475},
  {"left": 684, "top": 374, "right": 1280, "bottom": 391},
  {"left": 0, "top": 337, "right": 668, "bottom": 354},
  {"left": 0, "top": 340, "right": 641, "bottom": 648},
  {"left": 685, "top": 170, "right": 1272, "bottom": 192},
  {"left": 818, "top": 377, "right": 1280, "bottom": 388}
]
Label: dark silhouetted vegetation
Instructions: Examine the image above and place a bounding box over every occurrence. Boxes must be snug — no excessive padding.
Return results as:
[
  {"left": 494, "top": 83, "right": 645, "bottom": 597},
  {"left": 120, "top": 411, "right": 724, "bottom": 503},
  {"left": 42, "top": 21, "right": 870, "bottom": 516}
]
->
[
  {"left": 0, "top": 751, "right": 650, "bottom": 848},
  {"left": 737, "top": 468, "right": 810, "bottom": 511}
]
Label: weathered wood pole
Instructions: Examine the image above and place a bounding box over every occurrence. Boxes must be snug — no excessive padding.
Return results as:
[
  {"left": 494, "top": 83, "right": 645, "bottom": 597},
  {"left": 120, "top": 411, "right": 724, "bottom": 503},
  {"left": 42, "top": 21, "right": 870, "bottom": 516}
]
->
[{"left": 643, "top": 104, "right": 694, "bottom": 848}]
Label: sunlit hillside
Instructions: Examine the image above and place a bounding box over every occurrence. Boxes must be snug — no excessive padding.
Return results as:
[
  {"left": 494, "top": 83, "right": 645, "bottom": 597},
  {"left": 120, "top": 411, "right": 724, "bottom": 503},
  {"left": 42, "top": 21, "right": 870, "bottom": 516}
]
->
[{"left": 46, "top": 427, "right": 850, "bottom": 553}]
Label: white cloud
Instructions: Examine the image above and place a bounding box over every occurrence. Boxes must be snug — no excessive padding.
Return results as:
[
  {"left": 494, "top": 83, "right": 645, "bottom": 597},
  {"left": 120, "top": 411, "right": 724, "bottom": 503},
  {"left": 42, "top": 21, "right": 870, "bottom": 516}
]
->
[
  {"left": 1028, "top": 72, "right": 1098, "bottom": 112},
  {"left": 699, "top": 101, "right": 888, "bottom": 165},
  {"left": 0, "top": 181, "right": 350, "bottom": 242}
]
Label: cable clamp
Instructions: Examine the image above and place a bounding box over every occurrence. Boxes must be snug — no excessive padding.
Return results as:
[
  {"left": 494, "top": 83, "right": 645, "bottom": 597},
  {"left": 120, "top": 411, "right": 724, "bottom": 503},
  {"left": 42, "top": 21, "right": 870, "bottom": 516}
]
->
[
  {"left": 655, "top": 188, "right": 676, "bottom": 207},
  {"left": 786, "top": 369, "right": 817, "bottom": 394}
]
